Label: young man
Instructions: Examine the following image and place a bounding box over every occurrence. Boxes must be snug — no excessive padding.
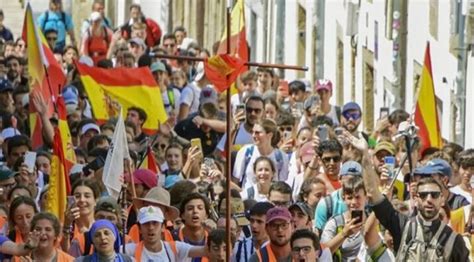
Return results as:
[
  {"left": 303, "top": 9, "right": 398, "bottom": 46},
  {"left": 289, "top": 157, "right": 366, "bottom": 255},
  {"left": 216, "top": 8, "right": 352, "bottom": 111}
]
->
[
  {"left": 37, "top": 0, "right": 76, "bottom": 51},
  {"left": 234, "top": 202, "right": 274, "bottom": 262},
  {"left": 5, "top": 56, "right": 28, "bottom": 88},
  {"left": 0, "top": 78, "right": 14, "bottom": 114},
  {"left": 340, "top": 102, "right": 368, "bottom": 141},
  {"left": 126, "top": 106, "right": 148, "bottom": 144},
  {"left": 207, "top": 229, "right": 226, "bottom": 262},
  {"left": 125, "top": 205, "right": 207, "bottom": 261},
  {"left": 268, "top": 181, "right": 292, "bottom": 208},
  {"left": 231, "top": 71, "right": 258, "bottom": 110},
  {"left": 0, "top": 10, "right": 14, "bottom": 42},
  {"left": 256, "top": 67, "right": 274, "bottom": 95},
  {"left": 363, "top": 149, "right": 469, "bottom": 260},
  {"left": 315, "top": 139, "right": 343, "bottom": 193},
  {"left": 290, "top": 229, "right": 332, "bottom": 262},
  {"left": 249, "top": 207, "right": 293, "bottom": 262},
  {"left": 315, "top": 79, "right": 341, "bottom": 126},
  {"left": 288, "top": 202, "right": 313, "bottom": 230}
]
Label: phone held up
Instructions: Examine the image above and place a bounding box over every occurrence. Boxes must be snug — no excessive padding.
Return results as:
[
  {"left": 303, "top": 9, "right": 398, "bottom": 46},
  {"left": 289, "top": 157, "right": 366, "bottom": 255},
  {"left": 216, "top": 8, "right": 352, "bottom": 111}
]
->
[{"left": 351, "top": 210, "right": 363, "bottom": 224}]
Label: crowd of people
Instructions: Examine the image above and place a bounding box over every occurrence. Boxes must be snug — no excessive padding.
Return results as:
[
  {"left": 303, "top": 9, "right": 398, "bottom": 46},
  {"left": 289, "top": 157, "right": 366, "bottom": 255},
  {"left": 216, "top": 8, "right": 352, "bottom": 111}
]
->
[{"left": 0, "top": 0, "right": 473, "bottom": 261}]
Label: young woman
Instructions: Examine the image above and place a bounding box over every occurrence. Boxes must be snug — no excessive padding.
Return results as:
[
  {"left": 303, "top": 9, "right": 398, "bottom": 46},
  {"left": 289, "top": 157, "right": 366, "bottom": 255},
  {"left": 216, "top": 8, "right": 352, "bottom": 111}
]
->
[
  {"left": 27, "top": 212, "right": 74, "bottom": 261},
  {"left": 264, "top": 97, "right": 279, "bottom": 121},
  {"left": 74, "top": 220, "right": 133, "bottom": 262},
  {"left": 298, "top": 176, "right": 327, "bottom": 214},
  {"left": 8, "top": 196, "right": 38, "bottom": 245},
  {"left": 63, "top": 178, "right": 100, "bottom": 257},
  {"left": 240, "top": 156, "right": 275, "bottom": 202},
  {"left": 233, "top": 119, "right": 289, "bottom": 190},
  {"left": 81, "top": 12, "right": 113, "bottom": 65},
  {"left": 163, "top": 143, "right": 184, "bottom": 189}
]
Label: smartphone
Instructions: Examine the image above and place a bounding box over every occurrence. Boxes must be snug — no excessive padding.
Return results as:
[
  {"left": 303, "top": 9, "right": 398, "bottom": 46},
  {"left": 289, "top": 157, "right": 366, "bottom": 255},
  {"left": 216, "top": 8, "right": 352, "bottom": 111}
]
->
[
  {"left": 24, "top": 151, "right": 37, "bottom": 173},
  {"left": 191, "top": 138, "right": 203, "bottom": 153},
  {"left": 335, "top": 127, "right": 344, "bottom": 136},
  {"left": 67, "top": 196, "right": 76, "bottom": 210},
  {"left": 204, "top": 157, "right": 215, "bottom": 170},
  {"left": 384, "top": 156, "right": 396, "bottom": 179},
  {"left": 236, "top": 104, "right": 246, "bottom": 121},
  {"left": 351, "top": 210, "right": 363, "bottom": 224},
  {"left": 318, "top": 126, "right": 329, "bottom": 142},
  {"left": 379, "top": 107, "right": 390, "bottom": 119},
  {"left": 83, "top": 156, "right": 105, "bottom": 176}
]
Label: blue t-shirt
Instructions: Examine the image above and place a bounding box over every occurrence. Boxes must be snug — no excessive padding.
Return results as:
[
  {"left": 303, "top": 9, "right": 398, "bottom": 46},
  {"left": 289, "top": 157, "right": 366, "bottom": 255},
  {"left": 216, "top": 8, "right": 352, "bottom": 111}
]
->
[
  {"left": 314, "top": 189, "right": 348, "bottom": 230},
  {"left": 36, "top": 10, "right": 74, "bottom": 47},
  {"left": 0, "top": 235, "right": 11, "bottom": 260}
]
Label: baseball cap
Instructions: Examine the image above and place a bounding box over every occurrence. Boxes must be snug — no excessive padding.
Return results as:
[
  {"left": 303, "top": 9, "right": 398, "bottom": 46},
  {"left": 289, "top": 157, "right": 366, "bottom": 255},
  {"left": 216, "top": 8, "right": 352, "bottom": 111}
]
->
[
  {"left": 129, "top": 38, "right": 146, "bottom": 49},
  {"left": 303, "top": 95, "right": 321, "bottom": 111},
  {"left": 78, "top": 56, "right": 94, "bottom": 66},
  {"left": 374, "top": 141, "right": 396, "bottom": 155},
  {"left": 126, "top": 169, "right": 158, "bottom": 189},
  {"left": 138, "top": 206, "right": 164, "bottom": 224},
  {"left": 289, "top": 202, "right": 314, "bottom": 220},
  {"left": 95, "top": 196, "right": 120, "bottom": 214},
  {"left": 62, "top": 86, "right": 79, "bottom": 105},
  {"left": 80, "top": 123, "right": 101, "bottom": 136},
  {"left": 340, "top": 161, "right": 362, "bottom": 176},
  {"left": 265, "top": 207, "right": 292, "bottom": 224},
  {"left": 0, "top": 79, "right": 13, "bottom": 93},
  {"left": 299, "top": 142, "right": 315, "bottom": 164},
  {"left": 315, "top": 79, "right": 332, "bottom": 92},
  {"left": 90, "top": 11, "right": 101, "bottom": 22},
  {"left": 194, "top": 62, "right": 205, "bottom": 81},
  {"left": 230, "top": 198, "right": 250, "bottom": 226},
  {"left": 150, "top": 61, "right": 166, "bottom": 73},
  {"left": 164, "top": 174, "right": 182, "bottom": 189},
  {"left": 414, "top": 158, "right": 452, "bottom": 178},
  {"left": 199, "top": 86, "right": 218, "bottom": 105},
  {"left": 0, "top": 165, "right": 15, "bottom": 181},
  {"left": 342, "top": 102, "right": 361, "bottom": 114}
]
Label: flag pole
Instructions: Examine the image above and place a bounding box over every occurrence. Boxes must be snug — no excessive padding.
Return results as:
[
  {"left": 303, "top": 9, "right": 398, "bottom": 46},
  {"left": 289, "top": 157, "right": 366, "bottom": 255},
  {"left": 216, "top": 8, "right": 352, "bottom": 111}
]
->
[{"left": 225, "top": 0, "right": 233, "bottom": 260}]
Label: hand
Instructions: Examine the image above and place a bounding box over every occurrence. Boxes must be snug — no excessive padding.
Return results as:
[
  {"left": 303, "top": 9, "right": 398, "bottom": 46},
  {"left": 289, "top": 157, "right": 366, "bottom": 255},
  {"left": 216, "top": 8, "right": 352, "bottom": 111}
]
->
[
  {"left": 374, "top": 117, "right": 390, "bottom": 134},
  {"left": 187, "top": 146, "right": 203, "bottom": 164},
  {"left": 159, "top": 120, "right": 172, "bottom": 137},
  {"left": 31, "top": 90, "right": 48, "bottom": 115},
  {"left": 25, "top": 230, "right": 41, "bottom": 250},
  {"left": 233, "top": 109, "right": 245, "bottom": 126},
  {"left": 192, "top": 115, "right": 204, "bottom": 128},
  {"left": 112, "top": 30, "right": 122, "bottom": 42},
  {"left": 312, "top": 132, "right": 321, "bottom": 149},
  {"left": 342, "top": 218, "right": 363, "bottom": 237},
  {"left": 208, "top": 168, "right": 224, "bottom": 183},
  {"left": 280, "top": 139, "right": 294, "bottom": 153},
  {"left": 64, "top": 205, "right": 80, "bottom": 228},
  {"left": 19, "top": 256, "right": 33, "bottom": 262},
  {"left": 347, "top": 131, "right": 369, "bottom": 153},
  {"left": 379, "top": 165, "right": 391, "bottom": 185}
]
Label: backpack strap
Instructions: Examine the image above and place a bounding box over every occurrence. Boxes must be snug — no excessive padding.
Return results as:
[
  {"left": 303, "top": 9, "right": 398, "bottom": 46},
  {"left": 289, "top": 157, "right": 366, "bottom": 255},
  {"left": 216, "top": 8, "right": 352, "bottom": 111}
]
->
[
  {"left": 274, "top": 149, "right": 284, "bottom": 181},
  {"left": 247, "top": 186, "right": 255, "bottom": 200},
  {"left": 335, "top": 106, "right": 342, "bottom": 125},
  {"left": 324, "top": 195, "right": 333, "bottom": 221},
  {"left": 369, "top": 242, "right": 388, "bottom": 261},
  {"left": 333, "top": 215, "right": 345, "bottom": 262},
  {"left": 452, "top": 195, "right": 463, "bottom": 210},
  {"left": 103, "top": 25, "right": 109, "bottom": 47},
  {"left": 240, "top": 145, "right": 254, "bottom": 187},
  {"left": 167, "top": 87, "right": 175, "bottom": 109},
  {"left": 41, "top": 11, "right": 49, "bottom": 32},
  {"left": 397, "top": 218, "right": 414, "bottom": 260},
  {"left": 441, "top": 230, "right": 457, "bottom": 259},
  {"left": 83, "top": 231, "right": 92, "bottom": 256}
]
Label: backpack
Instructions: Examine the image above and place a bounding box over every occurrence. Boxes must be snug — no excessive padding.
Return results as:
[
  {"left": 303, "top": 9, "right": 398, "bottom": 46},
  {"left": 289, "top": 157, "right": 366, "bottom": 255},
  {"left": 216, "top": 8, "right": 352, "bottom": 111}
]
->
[
  {"left": 239, "top": 145, "right": 284, "bottom": 188},
  {"left": 323, "top": 195, "right": 334, "bottom": 222},
  {"left": 144, "top": 18, "right": 162, "bottom": 46},
  {"left": 396, "top": 218, "right": 457, "bottom": 261},
  {"left": 41, "top": 11, "right": 66, "bottom": 32},
  {"left": 167, "top": 87, "right": 175, "bottom": 109},
  {"left": 86, "top": 26, "right": 110, "bottom": 54}
]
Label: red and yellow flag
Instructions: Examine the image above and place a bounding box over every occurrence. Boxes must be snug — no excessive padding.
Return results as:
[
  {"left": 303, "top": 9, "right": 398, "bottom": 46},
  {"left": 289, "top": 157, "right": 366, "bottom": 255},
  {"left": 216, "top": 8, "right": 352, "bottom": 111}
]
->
[
  {"left": 414, "top": 43, "right": 442, "bottom": 153},
  {"left": 204, "top": 54, "right": 246, "bottom": 92},
  {"left": 139, "top": 146, "right": 159, "bottom": 174},
  {"left": 46, "top": 98, "right": 72, "bottom": 223},
  {"left": 23, "top": 4, "right": 66, "bottom": 149},
  {"left": 76, "top": 63, "right": 167, "bottom": 134},
  {"left": 217, "top": 0, "right": 248, "bottom": 94}
]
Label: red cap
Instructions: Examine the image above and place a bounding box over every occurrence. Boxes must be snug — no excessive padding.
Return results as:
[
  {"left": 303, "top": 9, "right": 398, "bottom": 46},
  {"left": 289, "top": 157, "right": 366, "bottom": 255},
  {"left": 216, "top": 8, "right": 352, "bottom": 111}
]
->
[
  {"left": 315, "top": 79, "right": 333, "bottom": 92},
  {"left": 299, "top": 142, "right": 315, "bottom": 164},
  {"left": 126, "top": 169, "right": 158, "bottom": 189}
]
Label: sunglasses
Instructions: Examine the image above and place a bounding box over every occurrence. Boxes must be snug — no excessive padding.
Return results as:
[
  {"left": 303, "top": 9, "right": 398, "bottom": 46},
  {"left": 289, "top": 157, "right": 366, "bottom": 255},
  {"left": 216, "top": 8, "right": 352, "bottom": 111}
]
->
[
  {"left": 322, "top": 156, "right": 342, "bottom": 164},
  {"left": 417, "top": 191, "right": 441, "bottom": 200},
  {"left": 279, "top": 126, "right": 293, "bottom": 132},
  {"left": 47, "top": 37, "right": 57, "bottom": 41},
  {"left": 246, "top": 107, "right": 262, "bottom": 114},
  {"left": 343, "top": 111, "right": 361, "bottom": 120}
]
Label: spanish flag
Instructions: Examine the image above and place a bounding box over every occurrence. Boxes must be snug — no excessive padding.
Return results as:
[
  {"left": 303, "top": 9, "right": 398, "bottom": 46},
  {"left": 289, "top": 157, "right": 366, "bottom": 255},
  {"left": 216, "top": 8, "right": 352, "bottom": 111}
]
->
[
  {"left": 76, "top": 63, "right": 167, "bottom": 134},
  {"left": 22, "top": 4, "right": 66, "bottom": 149},
  {"left": 204, "top": 54, "right": 246, "bottom": 92},
  {"left": 414, "top": 43, "right": 442, "bottom": 153},
  {"left": 46, "top": 97, "right": 72, "bottom": 223},
  {"left": 217, "top": 0, "right": 248, "bottom": 94},
  {"left": 139, "top": 146, "right": 159, "bottom": 174}
]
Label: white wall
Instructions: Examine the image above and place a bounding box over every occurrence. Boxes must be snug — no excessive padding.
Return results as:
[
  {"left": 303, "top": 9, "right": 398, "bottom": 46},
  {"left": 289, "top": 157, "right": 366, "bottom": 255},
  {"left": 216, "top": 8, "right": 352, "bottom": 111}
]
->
[{"left": 465, "top": 53, "right": 474, "bottom": 148}]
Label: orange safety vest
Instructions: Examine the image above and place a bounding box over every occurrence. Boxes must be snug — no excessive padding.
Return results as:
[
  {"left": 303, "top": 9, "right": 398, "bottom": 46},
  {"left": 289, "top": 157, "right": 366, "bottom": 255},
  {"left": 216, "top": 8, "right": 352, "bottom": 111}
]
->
[
  {"left": 256, "top": 245, "right": 277, "bottom": 262},
  {"left": 13, "top": 248, "right": 74, "bottom": 262},
  {"left": 134, "top": 240, "right": 177, "bottom": 261},
  {"left": 176, "top": 227, "right": 208, "bottom": 262}
]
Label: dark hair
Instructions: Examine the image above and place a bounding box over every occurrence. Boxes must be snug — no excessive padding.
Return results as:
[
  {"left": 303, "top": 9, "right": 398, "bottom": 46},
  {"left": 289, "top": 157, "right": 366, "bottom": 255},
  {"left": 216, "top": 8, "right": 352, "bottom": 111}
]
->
[
  {"left": 74, "top": 148, "right": 87, "bottom": 160},
  {"left": 388, "top": 109, "right": 409, "bottom": 126},
  {"left": 317, "top": 139, "right": 343, "bottom": 157},
  {"left": 342, "top": 176, "right": 366, "bottom": 196},
  {"left": 71, "top": 178, "right": 100, "bottom": 200},
  {"left": 62, "top": 45, "right": 79, "bottom": 56},
  {"left": 7, "top": 185, "right": 32, "bottom": 200},
  {"left": 128, "top": 106, "right": 147, "bottom": 123},
  {"left": 129, "top": 3, "right": 141, "bottom": 11},
  {"left": 257, "top": 119, "right": 280, "bottom": 148},
  {"left": 245, "top": 95, "right": 264, "bottom": 107},
  {"left": 217, "top": 189, "right": 241, "bottom": 214},
  {"left": 416, "top": 176, "right": 443, "bottom": 192},
  {"left": 311, "top": 115, "right": 334, "bottom": 128},
  {"left": 289, "top": 80, "right": 306, "bottom": 94},
  {"left": 256, "top": 67, "right": 274, "bottom": 78},
  {"left": 180, "top": 192, "right": 211, "bottom": 217},
  {"left": 173, "top": 26, "right": 187, "bottom": 34},
  {"left": 165, "top": 143, "right": 183, "bottom": 155},
  {"left": 264, "top": 97, "right": 279, "bottom": 112},
  {"left": 87, "top": 134, "right": 110, "bottom": 152},
  {"left": 276, "top": 112, "right": 295, "bottom": 127},
  {"left": 299, "top": 176, "right": 325, "bottom": 202},
  {"left": 248, "top": 202, "right": 275, "bottom": 216},
  {"left": 240, "top": 71, "right": 258, "bottom": 83},
  {"left": 290, "top": 229, "right": 320, "bottom": 251},
  {"left": 30, "top": 212, "right": 61, "bottom": 237},
  {"left": 253, "top": 156, "right": 276, "bottom": 174},
  {"left": 269, "top": 181, "right": 292, "bottom": 196},
  {"left": 199, "top": 103, "right": 219, "bottom": 119},
  {"left": 7, "top": 135, "right": 32, "bottom": 156},
  {"left": 97, "top": 59, "right": 113, "bottom": 69},
  {"left": 163, "top": 33, "right": 177, "bottom": 43},
  {"left": 5, "top": 55, "right": 22, "bottom": 65},
  {"left": 208, "top": 228, "right": 226, "bottom": 248},
  {"left": 9, "top": 196, "right": 38, "bottom": 227},
  {"left": 457, "top": 149, "right": 474, "bottom": 169},
  {"left": 36, "top": 151, "right": 52, "bottom": 162},
  {"left": 169, "top": 180, "right": 198, "bottom": 208},
  {"left": 44, "top": 28, "right": 58, "bottom": 35}
]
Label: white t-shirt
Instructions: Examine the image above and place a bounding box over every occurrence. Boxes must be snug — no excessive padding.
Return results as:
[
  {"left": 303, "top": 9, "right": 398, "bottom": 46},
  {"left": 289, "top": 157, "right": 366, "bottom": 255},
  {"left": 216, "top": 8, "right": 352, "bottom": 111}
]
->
[
  {"left": 286, "top": 171, "right": 305, "bottom": 202},
  {"left": 450, "top": 186, "right": 472, "bottom": 203},
  {"left": 240, "top": 184, "right": 269, "bottom": 202},
  {"left": 232, "top": 144, "right": 289, "bottom": 190},
  {"left": 179, "top": 82, "right": 201, "bottom": 115},
  {"left": 216, "top": 124, "right": 253, "bottom": 152},
  {"left": 162, "top": 88, "right": 181, "bottom": 116},
  {"left": 125, "top": 241, "right": 192, "bottom": 262}
]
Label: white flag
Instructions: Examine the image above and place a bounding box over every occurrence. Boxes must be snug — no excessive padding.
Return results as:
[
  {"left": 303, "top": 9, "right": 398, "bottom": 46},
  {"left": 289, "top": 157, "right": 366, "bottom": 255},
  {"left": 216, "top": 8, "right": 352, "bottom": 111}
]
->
[{"left": 102, "top": 109, "right": 130, "bottom": 199}]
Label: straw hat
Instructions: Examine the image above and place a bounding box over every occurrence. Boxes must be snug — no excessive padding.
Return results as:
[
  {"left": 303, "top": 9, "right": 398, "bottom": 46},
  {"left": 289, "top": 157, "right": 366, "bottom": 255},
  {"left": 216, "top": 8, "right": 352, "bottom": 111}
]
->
[{"left": 132, "top": 186, "right": 179, "bottom": 220}]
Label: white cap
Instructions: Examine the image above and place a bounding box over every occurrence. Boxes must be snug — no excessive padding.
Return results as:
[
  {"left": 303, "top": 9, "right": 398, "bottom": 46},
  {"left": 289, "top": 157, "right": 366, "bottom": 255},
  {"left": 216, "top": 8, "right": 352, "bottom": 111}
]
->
[
  {"left": 1, "top": 127, "right": 21, "bottom": 140},
  {"left": 80, "top": 123, "right": 101, "bottom": 136},
  {"left": 138, "top": 206, "right": 164, "bottom": 224},
  {"left": 90, "top": 12, "right": 101, "bottom": 22}
]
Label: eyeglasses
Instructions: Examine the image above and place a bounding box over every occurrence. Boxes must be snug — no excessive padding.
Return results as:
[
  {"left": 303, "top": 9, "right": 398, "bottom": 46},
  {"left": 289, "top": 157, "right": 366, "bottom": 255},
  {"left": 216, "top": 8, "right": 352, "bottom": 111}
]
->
[
  {"left": 0, "top": 182, "right": 17, "bottom": 190},
  {"left": 268, "top": 222, "right": 290, "bottom": 230},
  {"left": 246, "top": 107, "right": 262, "bottom": 114},
  {"left": 343, "top": 111, "right": 361, "bottom": 120},
  {"left": 292, "top": 246, "right": 314, "bottom": 254},
  {"left": 322, "top": 156, "right": 342, "bottom": 164},
  {"left": 417, "top": 191, "right": 441, "bottom": 200},
  {"left": 271, "top": 200, "right": 292, "bottom": 207}
]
